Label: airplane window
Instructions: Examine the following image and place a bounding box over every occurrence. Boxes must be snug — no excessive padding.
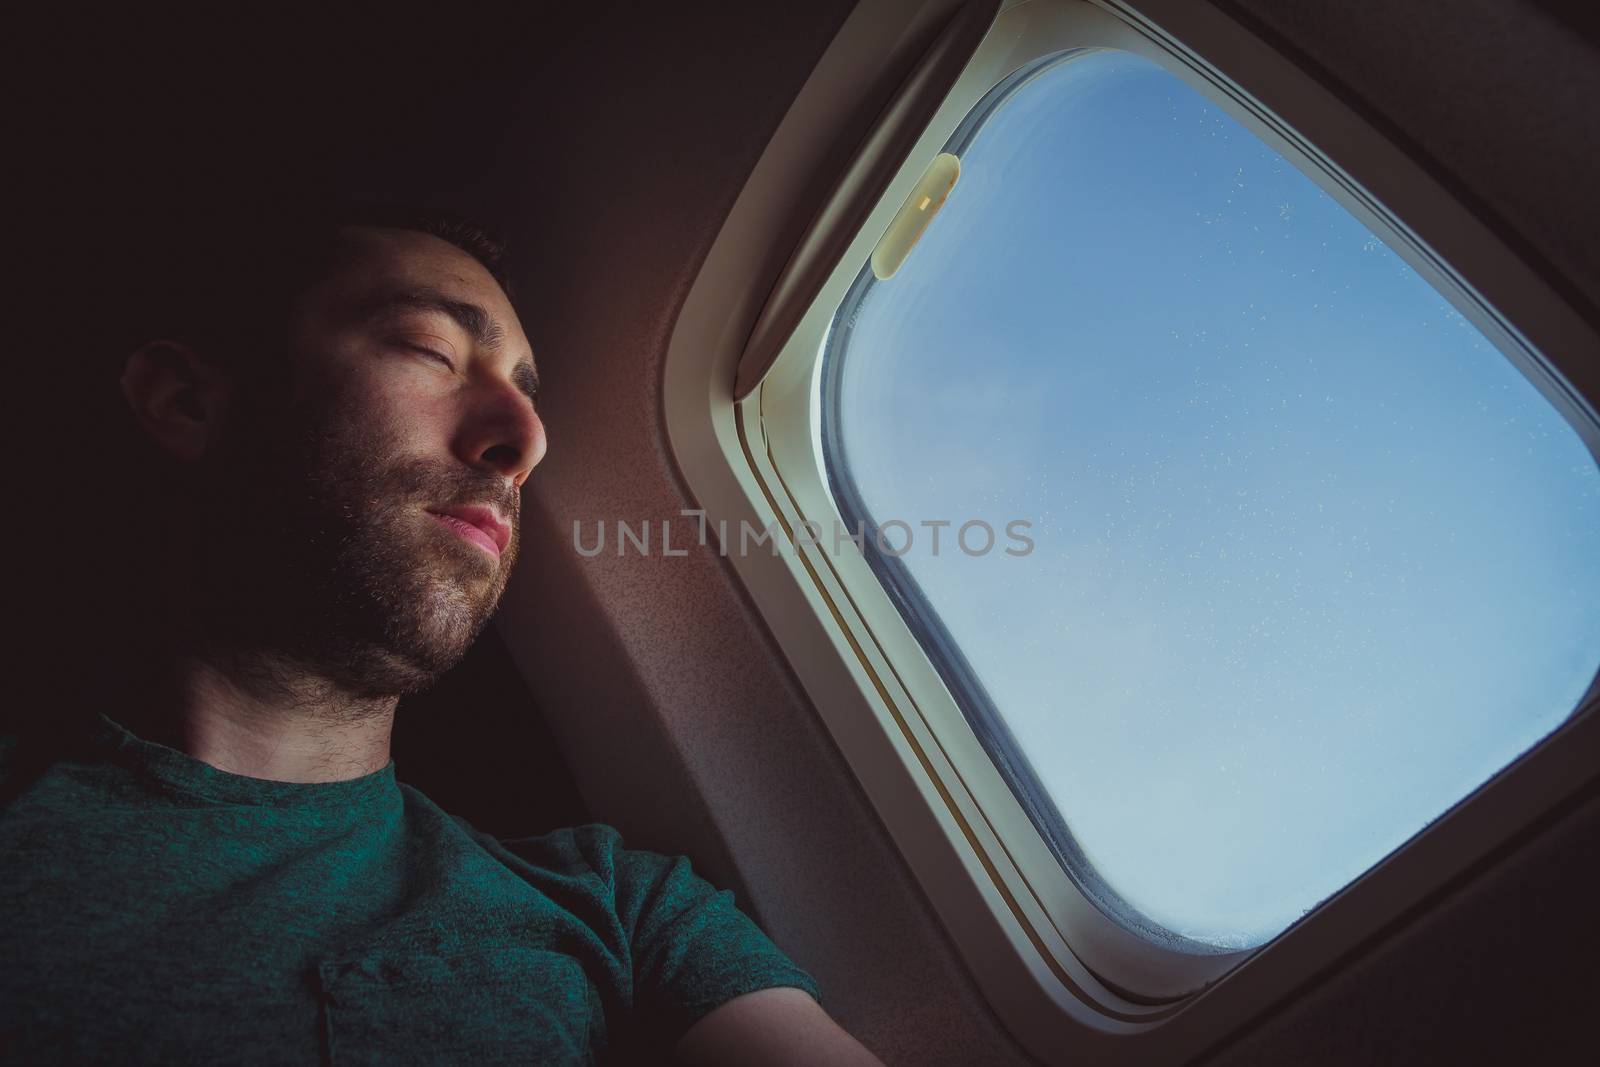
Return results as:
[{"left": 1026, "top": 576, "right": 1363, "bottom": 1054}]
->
[{"left": 820, "top": 48, "right": 1600, "bottom": 951}]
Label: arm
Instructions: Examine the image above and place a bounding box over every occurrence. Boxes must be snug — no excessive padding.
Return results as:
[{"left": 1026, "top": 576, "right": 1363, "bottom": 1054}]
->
[{"left": 674, "top": 987, "right": 885, "bottom": 1067}]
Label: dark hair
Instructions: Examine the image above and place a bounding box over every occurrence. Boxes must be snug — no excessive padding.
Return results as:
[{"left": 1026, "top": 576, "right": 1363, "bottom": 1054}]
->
[
  {"left": 338, "top": 205, "right": 511, "bottom": 292},
  {"left": 118, "top": 201, "right": 513, "bottom": 377}
]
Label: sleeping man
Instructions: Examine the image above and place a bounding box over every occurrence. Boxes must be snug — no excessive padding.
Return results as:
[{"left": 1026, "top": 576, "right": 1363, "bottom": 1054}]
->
[{"left": 0, "top": 208, "right": 884, "bottom": 1066}]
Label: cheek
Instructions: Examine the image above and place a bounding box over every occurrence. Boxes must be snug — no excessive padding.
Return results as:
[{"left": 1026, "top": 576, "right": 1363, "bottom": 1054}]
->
[{"left": 321, "top": 367, "right": 457, "bottom": 459}]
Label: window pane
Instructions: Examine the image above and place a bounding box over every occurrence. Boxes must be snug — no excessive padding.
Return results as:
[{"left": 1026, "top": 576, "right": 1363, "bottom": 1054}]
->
[{"left": 822, "top": 49, "right": 1600, "bottom": 951}]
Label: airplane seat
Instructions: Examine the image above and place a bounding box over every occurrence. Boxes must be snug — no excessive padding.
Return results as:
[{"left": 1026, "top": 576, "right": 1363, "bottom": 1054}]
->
[{"left": 392, "top": 627, "right": 591, "bottom": 839}]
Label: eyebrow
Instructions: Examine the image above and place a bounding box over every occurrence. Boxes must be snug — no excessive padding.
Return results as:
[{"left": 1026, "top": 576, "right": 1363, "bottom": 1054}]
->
[
  {"left": 366, "top": 286, "right": 506, "bottom": 348},
  {"left": 365, "top": 286, "right": 540, "bottom": 405},
  {"left": 511, "top": 361, "right": 541, "bottom": 407}
]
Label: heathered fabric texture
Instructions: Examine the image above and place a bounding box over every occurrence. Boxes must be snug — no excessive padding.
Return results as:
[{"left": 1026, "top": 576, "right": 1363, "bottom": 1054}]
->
[{"left": 0, "top": 717, "right": 818, "bottom": 1065}]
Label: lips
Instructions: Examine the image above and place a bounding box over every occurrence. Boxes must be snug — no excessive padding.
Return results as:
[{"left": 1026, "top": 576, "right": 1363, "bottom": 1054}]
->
[{"left": 427, "top": 504, "right": 512, "bottom": 558}]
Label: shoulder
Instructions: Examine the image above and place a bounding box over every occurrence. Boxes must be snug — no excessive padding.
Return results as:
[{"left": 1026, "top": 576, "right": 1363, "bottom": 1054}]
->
[
  {"left": 489, "top": 822, "right": 675, "bottom": 901},
  {"left": 456, "top": 817, "right": 744, "bottom": 942},
  {"left": 0, "top": 722, "right": 95, "bottom": 799},
  {"left": 399, "top": 798, "right": 643, "bottom": 898},
  {"left": 498, "top": 821, "right": 631, "bottom": 870}
]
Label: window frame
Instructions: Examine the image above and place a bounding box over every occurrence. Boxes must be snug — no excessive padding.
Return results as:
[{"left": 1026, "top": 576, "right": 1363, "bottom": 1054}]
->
[{"left": 663, "top": 0, "right": 1600, "bottom": 1060}]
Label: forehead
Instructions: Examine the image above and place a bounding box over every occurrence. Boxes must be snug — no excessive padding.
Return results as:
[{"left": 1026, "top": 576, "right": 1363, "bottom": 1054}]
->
[{"left": 298, "top": 226, "right": 530, "bottom": 352}]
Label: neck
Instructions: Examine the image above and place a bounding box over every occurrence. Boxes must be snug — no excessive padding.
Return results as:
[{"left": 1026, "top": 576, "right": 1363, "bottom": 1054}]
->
[{"left": 135, "top": 648, "right": 398, "bottom": 784}]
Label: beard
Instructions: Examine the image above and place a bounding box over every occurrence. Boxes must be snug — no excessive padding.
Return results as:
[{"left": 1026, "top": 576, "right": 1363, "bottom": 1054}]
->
[{"left": 186, "top": 394, "right": 521, "bottom": 700}]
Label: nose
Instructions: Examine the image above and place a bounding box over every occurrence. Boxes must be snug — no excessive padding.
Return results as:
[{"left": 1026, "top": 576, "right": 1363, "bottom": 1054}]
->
[{"left": 453, "top": 379, "right": 547, "bottom": 489}]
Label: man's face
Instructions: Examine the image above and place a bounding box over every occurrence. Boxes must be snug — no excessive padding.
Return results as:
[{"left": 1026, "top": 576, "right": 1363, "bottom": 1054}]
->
[{"left": 198, "top": 226, "right": 546, "bottom": 697}]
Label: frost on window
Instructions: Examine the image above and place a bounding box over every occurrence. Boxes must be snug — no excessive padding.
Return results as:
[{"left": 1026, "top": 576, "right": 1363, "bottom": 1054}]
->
[{"left": 821, "top": 49, "right": 1600, "bottom": 950}]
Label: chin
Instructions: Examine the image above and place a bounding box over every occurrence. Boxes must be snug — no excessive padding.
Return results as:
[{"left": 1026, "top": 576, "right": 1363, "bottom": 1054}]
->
[
  {"left": 375, "top": 573, "right": 491, "bottom": 683},
  {"left": 332, "top": 612, "right": 480, "bottom": 699},
  {"left": 300, "top": 520, "right": 511, "bottom": 697}
]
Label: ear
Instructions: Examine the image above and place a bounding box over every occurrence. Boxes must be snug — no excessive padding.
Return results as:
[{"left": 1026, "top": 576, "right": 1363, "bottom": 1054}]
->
[{"left": 120, "top": 340, "right": 235, "bottom": 462}]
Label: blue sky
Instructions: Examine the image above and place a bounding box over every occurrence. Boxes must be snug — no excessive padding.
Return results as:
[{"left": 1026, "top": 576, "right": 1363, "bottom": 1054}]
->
[{"left": 829, "top": 49, "right": 1600, "bottom": 948}]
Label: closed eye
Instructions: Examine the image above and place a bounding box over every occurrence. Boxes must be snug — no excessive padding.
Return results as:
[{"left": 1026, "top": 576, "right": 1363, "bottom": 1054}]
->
[{"left": 401, "top": 343, "right": 456, "bottom": 371}]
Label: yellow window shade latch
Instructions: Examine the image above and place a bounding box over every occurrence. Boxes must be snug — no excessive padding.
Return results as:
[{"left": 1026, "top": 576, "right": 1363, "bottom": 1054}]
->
[{"left": 870, "top": 152, "right": 961, "bottom": 281}]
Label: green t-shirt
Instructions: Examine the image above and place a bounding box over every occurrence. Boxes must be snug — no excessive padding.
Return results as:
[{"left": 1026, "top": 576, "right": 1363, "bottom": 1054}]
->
[{"left": 0, "top": 716, "right": 818, "bottom": 1065}]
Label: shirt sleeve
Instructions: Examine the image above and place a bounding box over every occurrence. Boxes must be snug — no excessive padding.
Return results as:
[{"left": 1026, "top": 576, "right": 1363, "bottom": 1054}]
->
[{"left": 577, "top": 825, "right": 822, "bottom": 1044}]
